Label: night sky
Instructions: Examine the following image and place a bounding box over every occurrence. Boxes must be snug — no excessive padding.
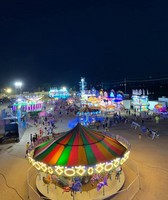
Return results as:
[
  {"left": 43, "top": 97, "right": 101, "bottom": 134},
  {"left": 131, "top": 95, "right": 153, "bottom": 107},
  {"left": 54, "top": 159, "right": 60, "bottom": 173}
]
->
[{"left": 0, "top": 0, "right": 168, "bottom": 90}]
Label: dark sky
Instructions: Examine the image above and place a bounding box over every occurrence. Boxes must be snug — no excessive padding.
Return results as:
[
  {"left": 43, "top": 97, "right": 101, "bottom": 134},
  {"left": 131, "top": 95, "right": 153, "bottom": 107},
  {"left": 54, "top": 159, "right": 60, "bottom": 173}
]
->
[{"left": 0, "top": 0, "right": 168, "bottom": 90}]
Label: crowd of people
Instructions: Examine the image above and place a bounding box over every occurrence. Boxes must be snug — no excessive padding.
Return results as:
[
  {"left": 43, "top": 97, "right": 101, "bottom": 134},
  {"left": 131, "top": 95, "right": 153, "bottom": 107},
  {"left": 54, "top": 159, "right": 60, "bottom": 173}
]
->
[{"left": 25, "top": 99, "right": 163, "bottom": 156}]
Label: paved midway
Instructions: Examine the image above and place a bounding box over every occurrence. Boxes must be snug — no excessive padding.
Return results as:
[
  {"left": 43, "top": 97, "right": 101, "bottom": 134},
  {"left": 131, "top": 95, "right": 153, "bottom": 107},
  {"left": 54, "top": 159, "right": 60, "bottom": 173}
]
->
[{"left": 0, "top": 106, "right": 168, "bottom": 200}]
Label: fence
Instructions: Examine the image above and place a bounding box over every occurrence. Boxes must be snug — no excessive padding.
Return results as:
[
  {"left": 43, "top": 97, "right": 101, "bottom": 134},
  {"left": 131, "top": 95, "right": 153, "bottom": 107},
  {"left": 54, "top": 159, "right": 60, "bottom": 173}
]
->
[
  {"left": 115, "top": 134, "right": 131, "bottom": 150},
  {"left": 108, "top": 159, "right": 140, "bottom": 200},
  {"left": 27, "top": 167, "right": 48, "bottom": 200},
  {"left": 27, "top": 159, "right": 140, "bottom": 200}
]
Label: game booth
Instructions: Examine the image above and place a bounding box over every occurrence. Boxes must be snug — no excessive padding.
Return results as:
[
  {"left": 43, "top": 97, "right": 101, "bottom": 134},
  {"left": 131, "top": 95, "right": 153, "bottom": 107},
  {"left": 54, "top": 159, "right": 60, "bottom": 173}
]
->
[
  {"left": 131, "top": 95, "right": 149, "bottom": 112},
  {"left": 12, "top": 96, "right": 43, "bottom": 112},
  {"left": 131, "top": 89, "right": 149, "bottom": 112},
  {"left": 28, "top": 123, "right": 130, "bottom": 200},
  {"left": 49, "top": 87, "right": 70, "bottom": 99}
]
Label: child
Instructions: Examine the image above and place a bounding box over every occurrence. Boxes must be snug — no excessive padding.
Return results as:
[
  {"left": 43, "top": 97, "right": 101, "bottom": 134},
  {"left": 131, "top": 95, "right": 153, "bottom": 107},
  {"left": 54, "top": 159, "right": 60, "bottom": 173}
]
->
[{"left": 139, "top": 133, "right": 142, "bottom": 140}]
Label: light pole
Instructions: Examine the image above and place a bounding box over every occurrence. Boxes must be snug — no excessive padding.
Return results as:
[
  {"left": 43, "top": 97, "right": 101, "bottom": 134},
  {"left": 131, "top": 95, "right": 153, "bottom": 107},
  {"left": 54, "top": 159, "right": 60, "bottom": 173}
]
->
[{"left": 14, "top": 81, "right": 23, "bottom": 95}]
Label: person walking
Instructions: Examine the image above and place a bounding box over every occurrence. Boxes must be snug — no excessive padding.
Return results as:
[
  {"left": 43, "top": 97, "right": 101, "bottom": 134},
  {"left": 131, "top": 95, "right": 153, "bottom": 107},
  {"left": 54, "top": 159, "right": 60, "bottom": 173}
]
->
[
  {"left": 30, "top": 133, "right": 33, "bottom": 146},
  {"left": 139, "top": 133, "right": 142, "bottom": 140},
  {"left": 155, "top": 116, "right": 159, "bottom": 124},
  {"left": 25, "top": 142, "right": 30, "bottom": 158}
]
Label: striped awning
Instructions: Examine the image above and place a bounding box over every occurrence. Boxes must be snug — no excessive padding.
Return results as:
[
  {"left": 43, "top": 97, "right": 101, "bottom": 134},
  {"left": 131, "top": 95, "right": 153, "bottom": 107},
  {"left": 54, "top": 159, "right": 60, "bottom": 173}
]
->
[{"left": 33, "top": 123, "right": 127, "bottom": 167}]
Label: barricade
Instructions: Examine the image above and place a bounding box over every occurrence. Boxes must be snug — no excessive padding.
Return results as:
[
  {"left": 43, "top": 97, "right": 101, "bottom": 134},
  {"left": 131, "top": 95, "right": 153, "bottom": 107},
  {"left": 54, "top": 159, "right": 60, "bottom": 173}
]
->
[
  {"left": 108, "top": 159, "right": 140, "bottom": 200},
  {"left": 27, "top": 167, "right": 48, "bottom": 200},
  {"left": 131, "top": 121, "right": 141, "bottom": 129}
]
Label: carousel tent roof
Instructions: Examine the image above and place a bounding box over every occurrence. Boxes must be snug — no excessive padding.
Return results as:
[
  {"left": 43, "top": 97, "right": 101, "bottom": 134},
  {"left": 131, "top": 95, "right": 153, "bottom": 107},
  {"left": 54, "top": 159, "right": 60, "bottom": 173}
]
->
[{"left": 33, "top": 123, "right": 127, "bottom": 167}]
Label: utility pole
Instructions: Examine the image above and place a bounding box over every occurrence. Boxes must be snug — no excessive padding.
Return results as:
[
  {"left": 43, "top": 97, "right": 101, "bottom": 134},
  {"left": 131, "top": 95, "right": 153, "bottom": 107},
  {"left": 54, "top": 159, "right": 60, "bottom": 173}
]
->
[{"left": 124, "top": 78, "right": 127, "bottom": 94}]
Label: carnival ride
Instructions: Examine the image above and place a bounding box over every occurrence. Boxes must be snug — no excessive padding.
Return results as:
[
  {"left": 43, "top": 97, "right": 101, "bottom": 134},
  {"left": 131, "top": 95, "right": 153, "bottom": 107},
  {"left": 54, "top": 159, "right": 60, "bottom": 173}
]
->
[
  {"left": 76, "top": 105, "right": 101, "bottom": 125},
  {"left": 84, "top": 90, "right": 125, "bottom": 114},
  {"left": 154, "top": 103, "right": 166, "bottom": 113},
  {"left": 28, "top": 123, "right": 130, "bottom": 199}
]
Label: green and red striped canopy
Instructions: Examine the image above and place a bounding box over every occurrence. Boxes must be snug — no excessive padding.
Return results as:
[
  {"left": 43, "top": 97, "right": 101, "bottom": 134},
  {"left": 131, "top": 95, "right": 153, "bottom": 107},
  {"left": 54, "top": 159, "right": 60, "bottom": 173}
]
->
[{"left": 33, "top": 123, "right": 127, "bottom": 167}]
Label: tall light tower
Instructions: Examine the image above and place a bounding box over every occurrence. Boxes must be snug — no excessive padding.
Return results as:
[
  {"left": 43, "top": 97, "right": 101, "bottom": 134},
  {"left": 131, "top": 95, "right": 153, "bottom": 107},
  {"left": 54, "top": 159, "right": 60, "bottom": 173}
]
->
[
  {"left": 14, "top": 81, "right": 23, "bottom": 95},
  {"left": 79, "top": 77, "right": 87, "bottom": 96}
]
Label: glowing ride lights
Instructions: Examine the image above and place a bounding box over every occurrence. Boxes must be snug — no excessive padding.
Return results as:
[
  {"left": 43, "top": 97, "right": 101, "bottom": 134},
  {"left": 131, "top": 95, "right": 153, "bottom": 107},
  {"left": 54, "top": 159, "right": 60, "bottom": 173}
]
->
[
  {"left": 64, "top": 167, "right": 76, "bottom": 177},
  {"left": 87, "top": 167, "right": 94, "bottom": 175},
  {"left": 28, "top": 151, "right": 130, "bottom": 177},
  {"left": 95, "top": 163, "right": 105, "bottom": 173},
  {"left": 54, "top": 166, "right": 64, "bottom": 176},
  {"left": 28, "top": 123, "right": 130, "bottom": 180},
  {"left": 75, "top": 166, "right": 86, "bottom": 176},
  {"left": 48, "top": 167, "right": 54, "bottom": 174}
]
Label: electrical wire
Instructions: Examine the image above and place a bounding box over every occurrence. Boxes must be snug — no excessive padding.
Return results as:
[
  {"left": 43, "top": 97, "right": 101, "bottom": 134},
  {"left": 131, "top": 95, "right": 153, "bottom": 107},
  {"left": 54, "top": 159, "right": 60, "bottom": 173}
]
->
[
  {"left": 126, "top": 77, "right": 168, "bottom": 83},
  {"left": 0, "top": 172, "right": 24, "bottom": 200},
  {"left": 102, "top": 76, "right": 168, "bottom": 85}
]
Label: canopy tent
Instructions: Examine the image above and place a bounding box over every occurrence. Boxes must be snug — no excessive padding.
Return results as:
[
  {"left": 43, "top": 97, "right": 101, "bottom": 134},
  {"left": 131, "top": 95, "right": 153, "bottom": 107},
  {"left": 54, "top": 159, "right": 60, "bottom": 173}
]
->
[
  {"left": 100, "top": 104, "right": 116, "bottom": 111},
  {"left": 78, "top": 105, "right": 101, "bottom": 114},
  {"left": 33, "top": 123, "right": 127, "bottom": 167},
  {"left": 87, "top": 96, "right": 100, "bottom": 104}
]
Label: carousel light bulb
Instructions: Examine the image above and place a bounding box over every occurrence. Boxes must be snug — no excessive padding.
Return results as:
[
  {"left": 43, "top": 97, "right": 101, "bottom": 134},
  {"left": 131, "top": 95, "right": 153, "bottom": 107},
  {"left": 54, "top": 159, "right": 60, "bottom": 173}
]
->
[
  {"left": 95, "top": 163, "right": 105, "bottom": 173},
  {"left": 48, "top": 167, "right": 54, "bottom": 174},
  {"left": 28, "top": 157, "right": 33, "bottom": 164},
  {"left": 55, "top": 166, "right": 64, "bottom": 176},
  {"left": 87, "top": 167, "right": 94, "bottom": 175},
  {"left": 120, "top": 157, "right": 126, "bottom": 165},
  {"left": 104, "top": 162, "right": 113, "bottom": 172},
  {"left": 75, "top": 166, "right": 86, "bottom": 176},
  {"left": 32, "top": 160, "right": 36, "bottom": 166},
  {"left": 41, "top": 163, "right": 48, "bottom": 172},
  {"left": 123, "top": 151, "right": 130, "bottom": 162},
  {"left": 113, "top": 158, "right": 120, "bottom": 168},
  {"left": 34, "top": 162, "right": 41, "bottom": 170},
  {"left": 64, "top": 168, "right": 76, "bottom": 177}
]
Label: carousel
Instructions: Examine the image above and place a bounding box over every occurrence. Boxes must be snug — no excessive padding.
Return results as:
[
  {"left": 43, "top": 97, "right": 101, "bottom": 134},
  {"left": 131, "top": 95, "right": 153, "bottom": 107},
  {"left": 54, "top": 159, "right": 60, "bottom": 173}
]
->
[
  {"left": 28, "top": 123, "right": 130, "bottom": 199},
  {"left": 76, "top": 105, "right": 101, "bottom": 126}
]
